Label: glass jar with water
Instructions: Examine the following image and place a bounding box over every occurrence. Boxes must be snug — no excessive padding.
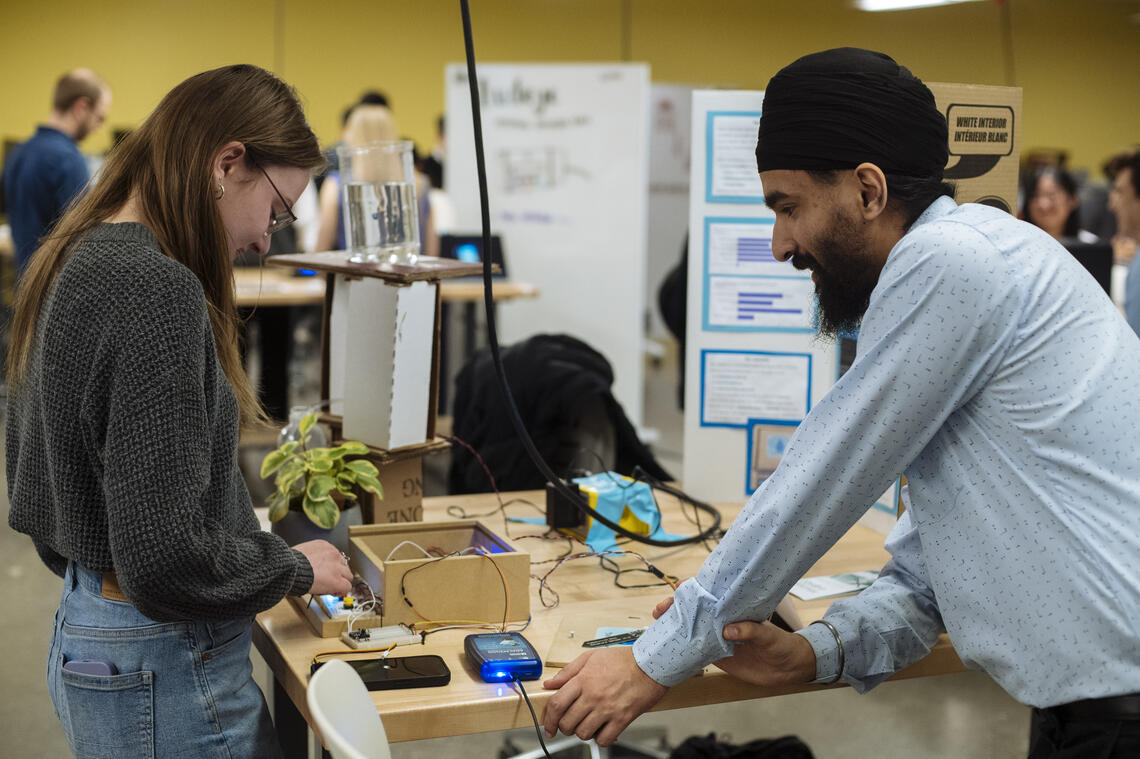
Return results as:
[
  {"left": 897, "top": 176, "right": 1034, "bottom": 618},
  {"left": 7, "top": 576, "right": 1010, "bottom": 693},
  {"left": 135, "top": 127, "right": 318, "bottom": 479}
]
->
[{"left": 336, "top": 140, "right": 420, "bottom": 264}]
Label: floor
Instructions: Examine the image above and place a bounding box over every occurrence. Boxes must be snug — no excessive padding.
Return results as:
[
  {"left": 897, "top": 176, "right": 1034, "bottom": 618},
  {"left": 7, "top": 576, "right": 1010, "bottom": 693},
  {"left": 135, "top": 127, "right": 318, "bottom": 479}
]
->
[{"left": 0, "top": 341, "right": 1031, "bottom": 758}]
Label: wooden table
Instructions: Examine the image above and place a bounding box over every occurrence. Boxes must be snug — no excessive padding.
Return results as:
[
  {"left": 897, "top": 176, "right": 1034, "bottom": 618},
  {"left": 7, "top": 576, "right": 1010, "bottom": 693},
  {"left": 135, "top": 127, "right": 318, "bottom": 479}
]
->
[
  {"left": 253, "top": 491, "right": 965, "bottom": 749},
  {"left": 233, "top": 266, "right": 538, "bottom": 309}
]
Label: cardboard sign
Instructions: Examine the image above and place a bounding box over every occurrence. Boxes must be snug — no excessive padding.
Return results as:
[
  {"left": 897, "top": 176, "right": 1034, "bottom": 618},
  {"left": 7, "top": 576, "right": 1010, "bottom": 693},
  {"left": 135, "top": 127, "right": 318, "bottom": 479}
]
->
[{"left": 929, "top": 82, "right": 1023, "bottom": 214}]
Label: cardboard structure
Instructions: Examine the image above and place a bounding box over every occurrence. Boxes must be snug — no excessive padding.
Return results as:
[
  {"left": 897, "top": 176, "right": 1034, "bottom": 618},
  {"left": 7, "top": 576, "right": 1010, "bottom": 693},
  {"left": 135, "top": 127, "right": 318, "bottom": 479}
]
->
[
  {"left": 346, "top": 520, "right": 530, "bottom": 628},
  {"left": 266, "top": 252, "right": 487, "bottom": 518}
]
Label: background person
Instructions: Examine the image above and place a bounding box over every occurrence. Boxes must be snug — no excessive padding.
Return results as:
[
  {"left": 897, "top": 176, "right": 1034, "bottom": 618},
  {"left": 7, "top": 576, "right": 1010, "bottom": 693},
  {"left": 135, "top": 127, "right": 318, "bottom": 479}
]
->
[
  {"left": 2, "top": 68, "right": 111, "bottom": 275},
  {"left": 5, "top": 64, "right": 352, "bottom": 757},
  {"left": 315, "top": 103, "right": 399, "bottom": 252},
  {"left": 541, "top": 48, "right": 1140, "bottom": 759},
  {"left": 1019, "top": 166, "right": 1096, "bottom": 242},
  {"left": 1104, "top": 148, "right": 1140, "bottom": 336}
]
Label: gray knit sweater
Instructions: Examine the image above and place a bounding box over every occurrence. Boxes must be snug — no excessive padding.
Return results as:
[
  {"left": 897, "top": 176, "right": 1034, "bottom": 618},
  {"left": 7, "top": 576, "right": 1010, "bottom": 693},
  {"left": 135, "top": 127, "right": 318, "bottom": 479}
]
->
[{"left": 6, "top": 222, "right": 314, "bottom": 622}]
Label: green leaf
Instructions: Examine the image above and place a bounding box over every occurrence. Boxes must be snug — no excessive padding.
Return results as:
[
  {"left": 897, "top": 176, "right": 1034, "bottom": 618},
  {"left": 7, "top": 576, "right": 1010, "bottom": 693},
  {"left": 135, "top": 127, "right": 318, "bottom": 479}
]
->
[
  {"left": 273, "top": 464, "right": 302, "bottom": 496},
  {"left": 260, "top": 441, "right": 300, "bottom": 479},
  {"left": 355, "top": 474, "right": 383, "bottom": 498},
  {"left": 336, "top": 441, "right": 370, "bottom": 456},
  {"left": 298, "top": 412, "right": 319, "bottom": 439},
  {"left": 303, "top": 494, "right": 339, "bottom": 529},
  {"left": 344, "top": 459, "right": 379, "bottom": 477},
  {"left": 336, "top": 473, "right": 357, "bottom": 492},
  {"left": 260, "top": 449, "right": 289, "bottom": 479},
  {"left": 267, "top": 491, "right": 290, "bottom": 521},
  {"left": 306, "top": 475, "right": 337, "bottom": 501},
  {"left": 305, "top": 456, "right": 333, "bottom": 473}
]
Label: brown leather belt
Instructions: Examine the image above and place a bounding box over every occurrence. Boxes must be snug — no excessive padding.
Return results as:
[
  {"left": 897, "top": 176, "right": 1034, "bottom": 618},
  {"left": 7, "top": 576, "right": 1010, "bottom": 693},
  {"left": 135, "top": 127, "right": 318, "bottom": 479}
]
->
[{"left": 100, "top": 572, "right": 129, "bottom": 603}]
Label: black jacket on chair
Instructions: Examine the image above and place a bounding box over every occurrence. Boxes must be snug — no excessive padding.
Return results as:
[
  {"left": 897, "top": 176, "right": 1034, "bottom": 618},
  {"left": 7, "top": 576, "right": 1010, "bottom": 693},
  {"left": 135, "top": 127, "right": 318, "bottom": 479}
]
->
[{"left": 448, "top": 334, "right": 671, "bottom": 494}]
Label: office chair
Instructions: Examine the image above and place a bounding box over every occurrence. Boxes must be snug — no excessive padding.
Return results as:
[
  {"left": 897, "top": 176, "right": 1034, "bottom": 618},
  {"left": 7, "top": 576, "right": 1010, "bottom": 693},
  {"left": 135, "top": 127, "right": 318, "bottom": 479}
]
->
[{"left": 307, "top": 659, "right": 392, "bottom": 759}]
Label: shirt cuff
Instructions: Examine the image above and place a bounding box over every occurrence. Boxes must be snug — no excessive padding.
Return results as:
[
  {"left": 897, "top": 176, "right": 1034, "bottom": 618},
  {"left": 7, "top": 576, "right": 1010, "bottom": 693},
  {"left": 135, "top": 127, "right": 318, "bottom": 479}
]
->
[
  {"left": 796, "top": 622, "right": 842, "bottom": 684},
  {"left": 288, "top": 549, "right": 315, "bottom": 596},
  {"left": 632, "top": 602, "right": 729, "bottom": 687}
]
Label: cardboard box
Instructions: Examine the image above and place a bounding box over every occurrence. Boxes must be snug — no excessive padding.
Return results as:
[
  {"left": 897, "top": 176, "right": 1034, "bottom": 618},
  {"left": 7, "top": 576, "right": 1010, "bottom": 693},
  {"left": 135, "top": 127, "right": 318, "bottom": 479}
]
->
[
  {"left": 347, "top": 520, "right": 530, "bottom": 628},
  {"left": 316, "top": 425, "right": 452, "bottom": 524},
  {"left": 929, "top": 82, "right": 1023, "bottom": 213}
]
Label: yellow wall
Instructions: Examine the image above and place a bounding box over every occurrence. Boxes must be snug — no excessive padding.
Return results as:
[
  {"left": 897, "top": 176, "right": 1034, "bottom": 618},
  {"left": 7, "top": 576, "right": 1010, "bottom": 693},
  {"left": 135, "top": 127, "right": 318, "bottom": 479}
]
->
[{"left": 1, "top": 0, "right": 1136, "bottom": 176}]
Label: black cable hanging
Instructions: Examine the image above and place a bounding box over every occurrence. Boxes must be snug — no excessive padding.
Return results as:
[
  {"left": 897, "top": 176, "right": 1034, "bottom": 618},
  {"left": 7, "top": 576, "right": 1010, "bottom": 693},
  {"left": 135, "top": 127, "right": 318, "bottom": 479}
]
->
[{"left": 458, "top": 0, "right": 720, "bottom": 547}]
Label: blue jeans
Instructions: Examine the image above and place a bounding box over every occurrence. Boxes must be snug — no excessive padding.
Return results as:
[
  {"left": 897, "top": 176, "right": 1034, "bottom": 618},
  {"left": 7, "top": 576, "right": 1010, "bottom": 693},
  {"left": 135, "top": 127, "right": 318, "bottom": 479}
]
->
[{"left": 47, "top": 563, "right": 284, "bottom": 759}]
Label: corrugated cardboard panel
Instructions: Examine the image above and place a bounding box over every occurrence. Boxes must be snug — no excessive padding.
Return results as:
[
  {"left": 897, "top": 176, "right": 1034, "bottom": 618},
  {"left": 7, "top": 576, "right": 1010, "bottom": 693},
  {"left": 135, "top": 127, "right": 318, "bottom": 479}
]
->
[
  {"left": 335, "top": 278, "right": 438, "bottom": 449},
  {"left": 929, "top": 82, "right": 1023, "bottom": 214}
]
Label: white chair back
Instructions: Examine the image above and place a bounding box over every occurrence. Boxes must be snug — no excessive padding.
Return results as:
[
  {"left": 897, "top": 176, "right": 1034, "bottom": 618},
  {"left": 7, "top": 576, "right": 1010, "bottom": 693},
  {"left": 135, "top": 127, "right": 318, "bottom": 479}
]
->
[{"left": 306, "top": 658, "right": 392, "bottom": 759}]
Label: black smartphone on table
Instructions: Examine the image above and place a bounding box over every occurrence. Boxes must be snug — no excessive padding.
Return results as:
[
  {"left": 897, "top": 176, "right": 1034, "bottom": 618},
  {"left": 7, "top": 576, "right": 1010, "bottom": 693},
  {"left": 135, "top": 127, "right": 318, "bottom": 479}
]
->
[{"left": 314, "top": 655, "right": 451, "bottom": 691}]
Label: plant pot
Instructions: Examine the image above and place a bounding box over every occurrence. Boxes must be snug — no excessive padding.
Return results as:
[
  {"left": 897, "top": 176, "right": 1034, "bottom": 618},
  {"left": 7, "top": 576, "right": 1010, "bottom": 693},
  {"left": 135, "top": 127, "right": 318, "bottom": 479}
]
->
[{"left": 271, "top": 501, "right": 363, "bottom": 554}]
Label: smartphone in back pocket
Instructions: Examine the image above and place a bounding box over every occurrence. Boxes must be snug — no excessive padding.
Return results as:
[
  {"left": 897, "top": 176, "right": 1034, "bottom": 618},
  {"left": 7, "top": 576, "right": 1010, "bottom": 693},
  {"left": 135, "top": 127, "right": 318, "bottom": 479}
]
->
[
  {"left": 318, "top": 655, "right": 451, "bottom": 691},
  {"left": 63, "top": 659, "right": 118, "bottom": 676}
]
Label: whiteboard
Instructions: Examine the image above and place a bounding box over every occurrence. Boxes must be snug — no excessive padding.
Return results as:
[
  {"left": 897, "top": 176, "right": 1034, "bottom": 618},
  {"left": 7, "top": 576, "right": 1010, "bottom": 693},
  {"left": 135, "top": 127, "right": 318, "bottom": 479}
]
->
[{"left": 446, "top": 63, "right": 651, "bottom": 428}]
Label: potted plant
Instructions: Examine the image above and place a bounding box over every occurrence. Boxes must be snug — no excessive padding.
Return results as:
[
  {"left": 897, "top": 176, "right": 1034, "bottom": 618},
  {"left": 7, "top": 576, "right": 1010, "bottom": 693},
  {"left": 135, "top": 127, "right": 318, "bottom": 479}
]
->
[{"left": 260, "top": 412, "right": 383, "bottom": 548}]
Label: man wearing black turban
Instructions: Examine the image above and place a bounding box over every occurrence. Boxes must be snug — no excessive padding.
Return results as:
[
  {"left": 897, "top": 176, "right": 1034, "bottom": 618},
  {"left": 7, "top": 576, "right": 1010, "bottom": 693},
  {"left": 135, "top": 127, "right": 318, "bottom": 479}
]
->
[
  {"left": 544, "top": 49, "right": 1140, "bottom": 759},
  {"left": 753, "top": 47, "right": 954, "bottom": 336}
]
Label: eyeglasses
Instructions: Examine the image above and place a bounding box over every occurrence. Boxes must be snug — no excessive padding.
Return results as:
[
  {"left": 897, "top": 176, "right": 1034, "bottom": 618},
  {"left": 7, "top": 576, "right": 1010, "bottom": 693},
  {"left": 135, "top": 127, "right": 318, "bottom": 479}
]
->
[{"left": 257, "top": 165, "right": 297, "bottom": 236}]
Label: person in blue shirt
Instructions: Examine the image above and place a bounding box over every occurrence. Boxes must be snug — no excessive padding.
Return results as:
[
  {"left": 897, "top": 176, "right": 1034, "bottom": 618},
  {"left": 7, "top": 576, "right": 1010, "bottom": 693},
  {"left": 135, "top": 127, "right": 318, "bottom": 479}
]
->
[
  {"left": 542, "top": 48, "right": 1140, "bottom": 758},
  {"left": 3, "top": 68, "right": 111, "bottom": 274}
]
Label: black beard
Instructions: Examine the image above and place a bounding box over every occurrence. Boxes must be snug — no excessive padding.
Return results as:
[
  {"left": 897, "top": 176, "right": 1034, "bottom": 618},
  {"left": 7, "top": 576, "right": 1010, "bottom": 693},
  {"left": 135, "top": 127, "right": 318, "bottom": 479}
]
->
[{"left": 804, "top": 211, "right": 879, "bottom": 339}]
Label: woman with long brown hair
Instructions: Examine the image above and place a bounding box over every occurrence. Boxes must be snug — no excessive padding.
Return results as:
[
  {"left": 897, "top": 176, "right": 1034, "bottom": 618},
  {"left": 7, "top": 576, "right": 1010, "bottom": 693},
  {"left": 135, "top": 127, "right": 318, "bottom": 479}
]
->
[{"left": 6, "top": 64, "right": 352, "bottom": 757}]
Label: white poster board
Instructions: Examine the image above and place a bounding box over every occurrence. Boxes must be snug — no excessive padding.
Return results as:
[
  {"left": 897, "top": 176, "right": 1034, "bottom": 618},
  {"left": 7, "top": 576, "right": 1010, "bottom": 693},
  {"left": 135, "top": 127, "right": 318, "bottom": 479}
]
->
[
  {"left": 446, "top": 63, "right": 651, "bottom": 428},
  {"left": 682, "top": 90, "right": 899, "bottom": 531}
]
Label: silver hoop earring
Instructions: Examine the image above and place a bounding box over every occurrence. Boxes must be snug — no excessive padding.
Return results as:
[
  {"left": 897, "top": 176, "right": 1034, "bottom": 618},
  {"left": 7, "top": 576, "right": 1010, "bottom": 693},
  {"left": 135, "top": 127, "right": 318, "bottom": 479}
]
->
[{"left": 216, "top": 183, "right": 225, "bottom": 200}]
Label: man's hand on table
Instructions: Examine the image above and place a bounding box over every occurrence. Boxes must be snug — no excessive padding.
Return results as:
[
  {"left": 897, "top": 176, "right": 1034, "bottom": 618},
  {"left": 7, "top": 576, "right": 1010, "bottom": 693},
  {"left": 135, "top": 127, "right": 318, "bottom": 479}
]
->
[
  {"left": 541, "top": 646, "right": 668, "bottom": 747},
  {"left": 714, "top": 621, "right": 817, "bottom": 686}
]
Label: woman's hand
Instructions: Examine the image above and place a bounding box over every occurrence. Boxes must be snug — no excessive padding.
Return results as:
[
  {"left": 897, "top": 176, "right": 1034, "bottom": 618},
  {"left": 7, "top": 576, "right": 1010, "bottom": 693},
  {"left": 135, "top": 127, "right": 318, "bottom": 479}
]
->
[{"left": 294, "top": 540, "right": 352, "bottom": 596}]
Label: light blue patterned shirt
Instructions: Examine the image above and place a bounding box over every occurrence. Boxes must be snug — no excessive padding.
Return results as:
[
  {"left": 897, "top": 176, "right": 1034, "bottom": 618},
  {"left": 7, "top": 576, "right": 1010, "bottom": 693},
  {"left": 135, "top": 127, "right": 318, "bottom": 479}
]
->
[{"left": 634, "top": 196, "right": 1140, "bottom": 708}]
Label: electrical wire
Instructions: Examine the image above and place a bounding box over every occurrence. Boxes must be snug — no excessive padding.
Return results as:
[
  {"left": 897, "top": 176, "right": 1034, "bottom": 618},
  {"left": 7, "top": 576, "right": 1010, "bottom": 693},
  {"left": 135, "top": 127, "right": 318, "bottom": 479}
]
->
[
  {"left": 530, "top": 549, "right": 677, "bottom": 609},
  {"left": 512, "top": 675, "right": 553, "bottom": 758},
  {"left": 443, "top": 433, "right": 554, "bottom": 543},
  {"left": 415, "top": 616, "right": 531, "bottom": 638},
  {"left": 598, "top": 554, "right": 675, "bottom": 591},
  {"left": 345, "top": 575, "right": 381, "bottom": 632},
  {"left": 458, "top": 0, "right": 720, "bottom": 549},
  {"left": 312, "top": 643, "right": 397, "bottom": 670},
  {"left": 400, "top": 547, "right": 510, "bottom": 631},
  {"left": 385, "top": 540, "right": 434, "bottom": 562}
]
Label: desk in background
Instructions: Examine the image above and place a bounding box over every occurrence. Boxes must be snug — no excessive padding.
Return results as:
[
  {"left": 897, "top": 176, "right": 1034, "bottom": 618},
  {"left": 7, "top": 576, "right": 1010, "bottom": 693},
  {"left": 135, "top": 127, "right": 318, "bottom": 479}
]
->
[
  {"left": 233, "top": 266, "right": 538, "bottom": 310},
  {"left": 253, "top": 490, "right": 965, "bottom": 751}
]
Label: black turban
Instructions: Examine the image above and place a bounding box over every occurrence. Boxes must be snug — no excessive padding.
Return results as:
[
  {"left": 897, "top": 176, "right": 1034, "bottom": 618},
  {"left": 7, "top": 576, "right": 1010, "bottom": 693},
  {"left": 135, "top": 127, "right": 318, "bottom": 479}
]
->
[{"left": 754, "top": 47, "right": 948, "bottom": 178}]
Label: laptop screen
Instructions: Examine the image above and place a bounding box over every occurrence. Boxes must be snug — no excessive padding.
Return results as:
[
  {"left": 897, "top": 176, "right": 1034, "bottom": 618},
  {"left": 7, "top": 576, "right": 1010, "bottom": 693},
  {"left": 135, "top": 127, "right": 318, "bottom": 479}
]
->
[
  {"left": 1061, "top": 238, "right": 1112, "bottom": 295},
  {"left": 440, "top": 234, "right": 506, "bottom": 277}
]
